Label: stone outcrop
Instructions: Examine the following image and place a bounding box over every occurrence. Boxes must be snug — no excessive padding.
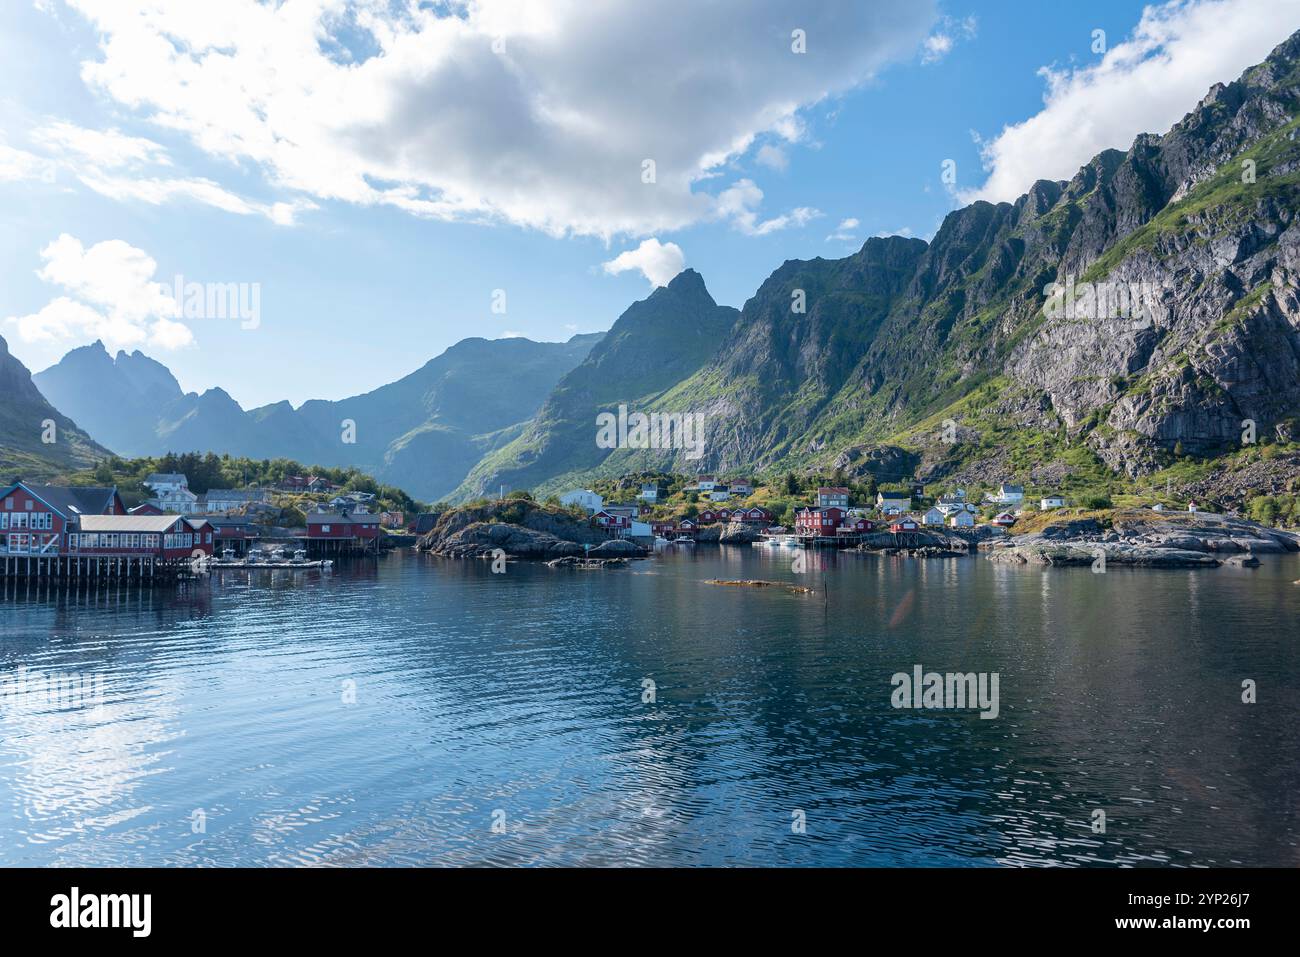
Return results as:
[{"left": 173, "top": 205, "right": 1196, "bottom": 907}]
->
[
  {"left": 415, "top": 500, "right": 646, "bottom": 559},
  {"left": 985, "top": 508, "right": 1298, "bottom": 568}
]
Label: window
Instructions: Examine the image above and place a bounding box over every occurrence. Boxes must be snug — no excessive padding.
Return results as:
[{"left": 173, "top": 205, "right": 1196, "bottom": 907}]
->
[
  {"left": 0, "top": 513, "right": 6, "bottom": 530},
  {"left": 11, "top": 513, "right": 27, "bottom": 529},
  {"left": 25, "top": 500, "right": 33, "bottom": 511},
  {"left": 321, "top": 525, "right": 330, "bottom": 533},
  {"left": 3, "top": 496, "right": 11, "bottom": 510}
]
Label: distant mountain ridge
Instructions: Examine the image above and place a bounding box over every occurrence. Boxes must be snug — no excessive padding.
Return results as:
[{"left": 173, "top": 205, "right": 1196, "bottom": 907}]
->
[{"left": 33, "top": 333, "right": 602, "bottom": 500}]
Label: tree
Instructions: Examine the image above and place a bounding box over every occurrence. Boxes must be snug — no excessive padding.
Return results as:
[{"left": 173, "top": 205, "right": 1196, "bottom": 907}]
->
[{"left": 784, "top": 472, "right": 799, "bottom": 495}]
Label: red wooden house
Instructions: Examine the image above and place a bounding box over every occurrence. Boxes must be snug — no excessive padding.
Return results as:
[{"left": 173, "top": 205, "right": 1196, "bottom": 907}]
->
[
  {"left": 71, "top": 514, "right": 213, "bottom": 559},
  {"left": 306, "top": 511, "right": 381, "bottom": 552},
  {"left": 1, "top": 482, "right": 129, "bottom": 557},
  {"left": 889, "top": 517, "right": 920, "bottom": 533},
  {"left": 650, "top": 520, "right": 676, "bottom": 536},
  {"left": 715, "top": 507, "right": 732, "bottom": 522},
  {"left": 734, "top": 506, "right": 772, "bottom": 524},
  {"left": 847, "top": 517, "right": 875, "bottom": 533},
  {"left": 795, "top": 506, "right": 844, "bottom": 536},
  {"left": 591, "top": 510, "right": 631, "bottom": 534},
  {"left": 696, "top": 509, "right": 717, "bottom": 524}
]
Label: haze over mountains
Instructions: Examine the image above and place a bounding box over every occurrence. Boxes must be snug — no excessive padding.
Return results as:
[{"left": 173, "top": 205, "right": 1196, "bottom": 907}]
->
[
  {"left": 8, "top": 31, "right": 1300, "bottom": 508},
  {"left": 33, "top": 333, "right": 601, "bottom": 501}
]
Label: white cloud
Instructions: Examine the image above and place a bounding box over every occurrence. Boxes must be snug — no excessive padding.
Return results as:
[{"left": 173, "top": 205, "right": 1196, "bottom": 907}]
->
[
  {"left": 602, "top": 238, "right": 686, "bottom": 287},
  {"left": 826, "top": 216, "right": 860, "bottom": 241},
  {"left": 74, "top": 167, "right": 316, "bottom": 224},
  {"left": 965, "top": 0, "right": 1300, "bottom": 203},
  {"left": 921, "top": 15, "right": 977, "bottom": 64},
  {"left": 755, "top": 144, "right": 789, "bottom": 172},
  {"left": 717, "top": 179, "right": 820, "bottom": 236},
  {"left": 51, "top": 0, "right": 936, "bottom": 238},
  {"left": 8, "top": 119, "right": 313, "bottom": 223},
  {"left": 33, "top": 120, "right": 171, "bottom": 168},
  {"left": 0, "top": 141, "right": 56, "bottom": 183},
  {"left": 5, "top": 234, "right": 193, "bottom": 351}
]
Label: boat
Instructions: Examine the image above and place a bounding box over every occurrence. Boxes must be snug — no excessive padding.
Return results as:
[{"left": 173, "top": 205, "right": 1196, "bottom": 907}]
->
[
  {"left": 653, "top": 535, "right": 671, "bottom": 547},
  {"left": 208, "top": 545, "right": 333, "bottom": 570}
]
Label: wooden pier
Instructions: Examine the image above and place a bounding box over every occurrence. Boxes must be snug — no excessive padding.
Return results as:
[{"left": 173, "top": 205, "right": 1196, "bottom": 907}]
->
[{"left": 0, "top": 553, "right": 200, "bottom": 581}]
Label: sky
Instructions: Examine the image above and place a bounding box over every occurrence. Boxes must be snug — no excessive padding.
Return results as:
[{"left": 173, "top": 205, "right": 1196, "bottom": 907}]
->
[{"left": 2, "top": 0, "right": 1298, "bottom": 409}]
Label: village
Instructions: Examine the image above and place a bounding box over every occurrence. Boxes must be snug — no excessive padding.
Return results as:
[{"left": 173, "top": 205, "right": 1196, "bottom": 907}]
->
[
  {"left": 555, "top": 476, "right": 1154, "bottom": 547},
  {"left": 2, "top": 462, "right": 1223, "bottom": 581},
  {"left": 0, "top": 470, "right": 401, "bottom": 580}
]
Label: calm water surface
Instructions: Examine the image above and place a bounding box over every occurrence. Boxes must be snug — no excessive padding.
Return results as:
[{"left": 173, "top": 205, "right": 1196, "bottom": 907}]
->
[{"left": 1, "top": 547, "right": 1297, "bottom": 867}]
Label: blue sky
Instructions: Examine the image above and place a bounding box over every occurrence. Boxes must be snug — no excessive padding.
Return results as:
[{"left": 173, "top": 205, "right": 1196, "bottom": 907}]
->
[{"left": 2, "top": 0, "right": 1297, "bottom": 408}]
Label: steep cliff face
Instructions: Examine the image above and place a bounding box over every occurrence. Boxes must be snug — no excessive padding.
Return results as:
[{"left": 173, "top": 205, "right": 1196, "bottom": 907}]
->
[
  {"left": 628, "top": 30, "right": 1300, "bottom": 496},
  {"left": 454, "top": 269, "right": 738, "bottom": 497},
  {"left": 1002, "top": 40, "right": 1300, "bottom": 478},
  {"left": 0, "top": 334, "right": 107, "bottom": 476}
]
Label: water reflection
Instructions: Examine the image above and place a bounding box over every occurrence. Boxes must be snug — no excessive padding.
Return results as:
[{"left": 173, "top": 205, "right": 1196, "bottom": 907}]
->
[{"left": 1, "top": 548, "right": 1297, "bottom": 866}]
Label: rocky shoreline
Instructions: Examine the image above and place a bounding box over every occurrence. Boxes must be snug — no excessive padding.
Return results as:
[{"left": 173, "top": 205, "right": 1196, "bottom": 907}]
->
[{"left": 984, "top": 511, "right": 1300, "bottom": 569}]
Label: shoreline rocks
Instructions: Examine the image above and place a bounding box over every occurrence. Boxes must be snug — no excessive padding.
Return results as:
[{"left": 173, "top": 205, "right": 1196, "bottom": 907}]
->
[{"left": 985, "top": 511, "right": 1296, "bottom": 569}]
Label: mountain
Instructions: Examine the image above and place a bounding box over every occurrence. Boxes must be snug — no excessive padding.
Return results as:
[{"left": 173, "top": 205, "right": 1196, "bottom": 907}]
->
[
  {"left": 33, "top": 333, "right": 602, "bottom": 500},
  {"left": 461, "top": 30, "right": 1300, "bottom": 505},
  {"left": 0, "top": 335, "right": 108, "bottom": 479},
  {"left": 453, "top": 269, "right": 739, "bottom": 497}
]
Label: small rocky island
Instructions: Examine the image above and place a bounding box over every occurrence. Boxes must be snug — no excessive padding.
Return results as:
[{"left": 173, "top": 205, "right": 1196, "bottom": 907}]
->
[
  {"left": 984, "top": 509, "right": 1300, "bottom": 568},
  {"left": 414, "top": 498, "right": 647, "bottom": 562}
]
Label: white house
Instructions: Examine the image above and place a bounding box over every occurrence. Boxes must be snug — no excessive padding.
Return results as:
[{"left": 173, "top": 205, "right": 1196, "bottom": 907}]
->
[
  {"left": 818, "top": 487, "right": 850, "bottom": 509},
  {"left": 1040, "top": 494, "right": 1066, "bottom": 510},
  {"left": 921, "top": 506, "right": 946, "bottom": 526},
  {"left": 1152, "top": 503, "right": 1166, "bottom": 512},
  {"left": 695, "top": 475, "right": 719, "bottom": 491},
  {"left": 990, "top": 483, "right": 1025, "bottom": 505},
  {"left": 708, "top": 489, "right": 731, "bottom": 502},
  {"left": 145, "top": 472, "right": 188, "bottom": 495},
  {"left": 877, "top": 492, "right": 911, "bottom": 514},
  {"left": 728, "top": 478, "right": 754, "bottom": 496},
  {"left": 947, "top": 510, "right": 975, "bottom": 528},
  {"left": 560, "top": 489, "right": 603, "bottom": 513},
  {"left": 637, "top": 484, "right": 660, "bottom": 502},
  {"left": 143, "top": 473, "right": 199, "bottom": 514}
]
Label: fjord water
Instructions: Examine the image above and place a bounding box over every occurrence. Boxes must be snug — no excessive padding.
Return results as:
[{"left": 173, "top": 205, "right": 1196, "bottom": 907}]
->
[{"left": 1, "top": 547, "right": 1296, "bottom": 867}]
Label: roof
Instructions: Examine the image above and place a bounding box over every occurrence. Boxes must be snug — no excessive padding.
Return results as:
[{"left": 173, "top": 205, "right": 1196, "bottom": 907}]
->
[
  {"left": 198, "top": 514, "right": 253, "bottom": 527},
  {"left": 305, "top": 511, "right": 379, "bottom": 524},
  {"left": 145, "top": 473, "right": 187, "bottom": 485},
  {"left": 818, "top": 486, "right": 850, "bottom": 495},
  {"left": 877, "top": 492, "right": 910, "bottom": 500},
  {"left": 79, "top": 514, "right": 185, "bottom": 533},
  {"left": 1000, "top": 483, "right": 1025, "bottom": 492},
  {"left": 203, "top": 488, "right": 267, "bottom": 501},
  {"left": 25, "top": 484, "right": 120, "bottom": 517}
]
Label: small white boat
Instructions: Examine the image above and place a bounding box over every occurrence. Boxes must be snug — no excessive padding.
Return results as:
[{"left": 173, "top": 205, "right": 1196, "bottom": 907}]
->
[{"left": 671, "top": 538, "right": 695, "bottom": 546}]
